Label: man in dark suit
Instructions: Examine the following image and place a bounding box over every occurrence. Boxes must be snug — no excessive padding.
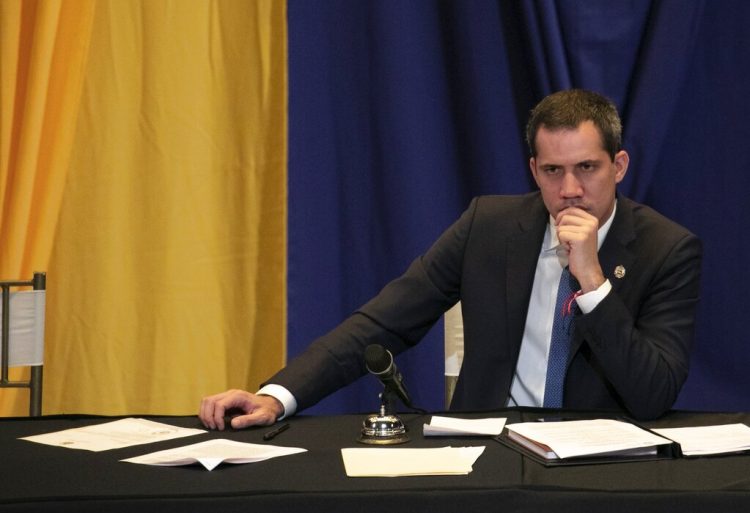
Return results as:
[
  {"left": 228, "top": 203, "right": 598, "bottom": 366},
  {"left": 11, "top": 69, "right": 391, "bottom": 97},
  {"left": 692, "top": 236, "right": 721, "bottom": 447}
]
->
[{"left": 199, "top": 89, "right": 702, "bottom": 429}]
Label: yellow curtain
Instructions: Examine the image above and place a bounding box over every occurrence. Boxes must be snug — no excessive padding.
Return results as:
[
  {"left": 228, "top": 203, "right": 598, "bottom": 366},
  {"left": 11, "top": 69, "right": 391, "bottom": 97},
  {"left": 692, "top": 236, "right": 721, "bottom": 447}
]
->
[
  {"left": 0, "top": 0, "right": 96, "bottom": 415},
  {"left": 2, "top": 0, "right": 287, "bottom": 416}
]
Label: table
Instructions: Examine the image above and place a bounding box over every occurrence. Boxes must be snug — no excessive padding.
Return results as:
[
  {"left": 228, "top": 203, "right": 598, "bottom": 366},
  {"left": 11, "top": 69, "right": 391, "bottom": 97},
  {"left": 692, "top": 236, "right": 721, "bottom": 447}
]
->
[{"left": 2, "top": 408, "right": 750, "bottom": 512}]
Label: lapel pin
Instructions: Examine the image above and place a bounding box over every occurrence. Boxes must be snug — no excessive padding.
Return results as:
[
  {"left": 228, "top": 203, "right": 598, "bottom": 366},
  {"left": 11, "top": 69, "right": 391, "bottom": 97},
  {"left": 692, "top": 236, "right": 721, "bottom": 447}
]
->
[{"left": 614, "top": 265, "right": 626, "bottom": 279}]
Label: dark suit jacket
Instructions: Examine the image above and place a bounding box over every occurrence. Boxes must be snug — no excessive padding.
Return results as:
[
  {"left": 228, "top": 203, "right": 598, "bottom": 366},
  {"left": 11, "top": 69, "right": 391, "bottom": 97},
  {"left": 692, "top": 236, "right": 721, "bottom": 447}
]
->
[{"left": 268, "top": 192, "right": 702, "bottom": 420}]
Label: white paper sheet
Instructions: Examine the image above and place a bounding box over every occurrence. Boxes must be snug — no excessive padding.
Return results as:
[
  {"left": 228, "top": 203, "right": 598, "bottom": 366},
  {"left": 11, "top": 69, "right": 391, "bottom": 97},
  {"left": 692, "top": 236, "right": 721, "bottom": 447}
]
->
[
  {"left": 652, "top": 423, "right": 750, "bottom": 456},
  {"left": 122, "top": 439, "right": 308, "bottom": 471},
  {"left": 20, "top": 418, "right": 206, "bottom": 452},
  {"left": 423, "top": 416, "right": 506, "bottom": 436},
  {"left": 506, "top": 419, "right": 672, "bottom": 459},
  {"left": 341, "top": 446, "right": 486, "bottom": 477}
]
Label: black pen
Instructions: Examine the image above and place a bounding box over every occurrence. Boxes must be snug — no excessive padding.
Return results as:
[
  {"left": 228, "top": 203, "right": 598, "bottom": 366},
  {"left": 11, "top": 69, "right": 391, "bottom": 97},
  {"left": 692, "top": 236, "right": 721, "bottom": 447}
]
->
[{"left": 263, "top": 422, "right": 290, "bottom": 441}]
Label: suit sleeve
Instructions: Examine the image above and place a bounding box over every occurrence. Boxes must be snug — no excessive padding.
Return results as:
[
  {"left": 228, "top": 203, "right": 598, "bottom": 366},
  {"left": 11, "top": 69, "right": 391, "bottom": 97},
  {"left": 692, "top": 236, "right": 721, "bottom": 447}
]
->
[
  {"left": 263, "top": 199, "right": 477, "bottom": 412},
  {"left": 575, "top": 231, "right": 702, "bottom": 420}
]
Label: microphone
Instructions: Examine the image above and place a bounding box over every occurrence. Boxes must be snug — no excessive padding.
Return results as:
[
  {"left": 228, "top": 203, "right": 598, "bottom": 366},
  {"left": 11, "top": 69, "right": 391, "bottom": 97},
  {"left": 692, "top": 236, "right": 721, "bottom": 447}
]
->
[{"left": 364, "top": 344, "right": 414, "bottom": 409}]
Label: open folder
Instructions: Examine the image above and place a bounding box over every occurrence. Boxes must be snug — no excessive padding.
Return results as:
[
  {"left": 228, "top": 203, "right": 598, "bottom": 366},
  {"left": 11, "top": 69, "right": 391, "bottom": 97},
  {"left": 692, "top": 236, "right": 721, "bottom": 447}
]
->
[{"left": 496, "top": 418, "right": 682, "bottom": 466}]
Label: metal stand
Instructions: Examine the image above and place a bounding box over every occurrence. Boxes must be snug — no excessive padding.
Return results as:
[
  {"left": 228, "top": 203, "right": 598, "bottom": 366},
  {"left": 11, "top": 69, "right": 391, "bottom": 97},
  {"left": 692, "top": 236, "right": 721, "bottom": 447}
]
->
[{"left": 358, "top": 389, "right": 409, "bottom": 445}]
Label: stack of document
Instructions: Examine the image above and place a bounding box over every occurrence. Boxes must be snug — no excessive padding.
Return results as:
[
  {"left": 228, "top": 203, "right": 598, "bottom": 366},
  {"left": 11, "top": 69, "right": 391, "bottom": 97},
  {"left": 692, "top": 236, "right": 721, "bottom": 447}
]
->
[
  {"left": 341, "top": 446, "right": 486, "bottom": 477},
  {"left": 652, "top": 423, "right": 750, "bottom": 456},
  {"left": 423, "top": 416, "right": 506, "bottom": 437},
  {"left": 504, "top": 419, "right": 673, "bottom": 461}
]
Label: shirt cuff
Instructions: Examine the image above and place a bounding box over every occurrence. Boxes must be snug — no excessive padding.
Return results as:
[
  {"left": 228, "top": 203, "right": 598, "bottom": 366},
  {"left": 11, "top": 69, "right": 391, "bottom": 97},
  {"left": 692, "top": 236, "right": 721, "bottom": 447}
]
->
[
  {"left": 257, "top": 384, "right": 298, "bottom": 421},
  {"left": 575, "top": 279, "right": 612, "bottom": 314}
]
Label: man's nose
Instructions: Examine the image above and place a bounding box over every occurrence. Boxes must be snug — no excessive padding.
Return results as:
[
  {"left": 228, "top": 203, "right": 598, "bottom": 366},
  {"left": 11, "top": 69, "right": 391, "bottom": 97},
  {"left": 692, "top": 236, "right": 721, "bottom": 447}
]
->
[{"left": 560, "top": 171, "right": 582, "bottom": 197}]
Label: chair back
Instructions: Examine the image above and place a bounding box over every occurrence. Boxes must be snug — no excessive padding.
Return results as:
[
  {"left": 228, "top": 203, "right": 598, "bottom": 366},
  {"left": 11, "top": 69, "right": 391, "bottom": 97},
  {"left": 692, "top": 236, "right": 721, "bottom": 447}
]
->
[
  {"left": 443, "top": 301, "right": 464, "bottom": 409},
  {"left": 0, "top": 272, "right": 46, "bottom": 416}
]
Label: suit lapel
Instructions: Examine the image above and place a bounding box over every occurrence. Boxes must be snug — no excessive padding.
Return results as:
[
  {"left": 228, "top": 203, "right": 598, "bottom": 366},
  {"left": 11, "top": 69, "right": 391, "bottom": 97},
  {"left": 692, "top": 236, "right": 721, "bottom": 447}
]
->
[
  {"left": 505, "top": 197, "right": 547, "bottom": 353},
  {"left": 595, "top": 197, "right": 637, "bottom": 295},
  {"left": 570, "top": 197, "right": 636, "bottom": 355}
]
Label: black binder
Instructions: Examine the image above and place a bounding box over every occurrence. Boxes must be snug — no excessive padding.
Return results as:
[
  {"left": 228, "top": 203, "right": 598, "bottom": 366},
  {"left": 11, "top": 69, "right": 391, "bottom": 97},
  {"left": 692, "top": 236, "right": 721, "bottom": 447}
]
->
[{"left": 494, "top": 418, "right": 683, "bottom": 467}]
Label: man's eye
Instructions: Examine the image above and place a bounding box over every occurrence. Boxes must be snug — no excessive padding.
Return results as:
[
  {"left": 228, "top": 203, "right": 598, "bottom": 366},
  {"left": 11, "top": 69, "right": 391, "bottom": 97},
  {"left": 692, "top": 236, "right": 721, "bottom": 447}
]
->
[
  {"left": 580, "top": 163, "right": 596, "bottom": 172},
  {"left": 544, "top": 167, "right": 561, "bottom": 175}
]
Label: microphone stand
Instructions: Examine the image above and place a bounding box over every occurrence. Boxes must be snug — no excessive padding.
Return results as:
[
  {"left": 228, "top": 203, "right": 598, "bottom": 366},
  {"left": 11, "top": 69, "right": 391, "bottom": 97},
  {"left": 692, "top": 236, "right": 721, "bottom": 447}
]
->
[{"left": 358, "top": 387, "right": 409, "bottom": 445}]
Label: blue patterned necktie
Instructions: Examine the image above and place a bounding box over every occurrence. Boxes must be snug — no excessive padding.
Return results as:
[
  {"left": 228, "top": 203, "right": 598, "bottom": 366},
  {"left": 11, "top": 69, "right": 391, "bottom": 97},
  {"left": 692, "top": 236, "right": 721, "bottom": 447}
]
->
[{"left": 543, "top": 266, "right": 579, "bottom": 408}]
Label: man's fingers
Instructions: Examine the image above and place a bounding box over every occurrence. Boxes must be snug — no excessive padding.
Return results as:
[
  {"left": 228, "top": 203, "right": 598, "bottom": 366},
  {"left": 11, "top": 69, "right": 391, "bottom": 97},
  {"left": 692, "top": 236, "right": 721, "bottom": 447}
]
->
[
  {"left": 230, "top": 409, "right": 277, "bottom": 429},
  {"left": 555, "top": 206, "right": 597, "bottom": 228},
  {"left": 230, "top": 395, "right": 283, "bottom": 428},
  {"left": 199, "top": 390, "right": 281, "bottom": 431},
  {"left": 200, "top": 390, "right": 243, "bottom": 430},
  {"left": 199, "top": 396, "right": 225, "bottom": 430},
  {"left": 556, "top": 207, "right": 598, "bottom": 247}
]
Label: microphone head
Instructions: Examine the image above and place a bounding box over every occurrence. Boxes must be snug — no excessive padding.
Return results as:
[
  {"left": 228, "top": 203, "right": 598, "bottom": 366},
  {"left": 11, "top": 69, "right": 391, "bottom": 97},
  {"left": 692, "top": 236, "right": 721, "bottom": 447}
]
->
[{"left": 365, "top": 344, "right": 392, "bottom": 374}]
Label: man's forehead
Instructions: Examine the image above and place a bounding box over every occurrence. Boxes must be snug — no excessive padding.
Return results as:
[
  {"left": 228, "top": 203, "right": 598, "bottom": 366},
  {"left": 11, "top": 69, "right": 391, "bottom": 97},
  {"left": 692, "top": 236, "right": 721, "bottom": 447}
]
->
[{"left": 535, "top": 123, "right": 607, "bottom": 156}]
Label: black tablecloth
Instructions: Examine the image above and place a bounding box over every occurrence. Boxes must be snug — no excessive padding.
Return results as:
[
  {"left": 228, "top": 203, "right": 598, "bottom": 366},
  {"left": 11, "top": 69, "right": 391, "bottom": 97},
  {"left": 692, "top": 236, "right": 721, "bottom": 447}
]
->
[{"left": 2, "top": 409, "right": 750, "bottom": 512}]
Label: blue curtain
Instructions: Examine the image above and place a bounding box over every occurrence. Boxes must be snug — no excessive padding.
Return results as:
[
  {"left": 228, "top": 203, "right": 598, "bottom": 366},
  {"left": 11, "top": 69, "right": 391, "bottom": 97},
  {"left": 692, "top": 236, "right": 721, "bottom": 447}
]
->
[{"left": 287, "top": 0, "right": 750, "bottom": 415}]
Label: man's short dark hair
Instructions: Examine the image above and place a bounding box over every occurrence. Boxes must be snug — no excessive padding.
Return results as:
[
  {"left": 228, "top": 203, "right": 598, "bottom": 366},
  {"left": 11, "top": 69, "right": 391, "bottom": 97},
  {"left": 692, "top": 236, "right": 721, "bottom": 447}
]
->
[{"left": 525, "top": 89, "right": 622, "bottom": 161}]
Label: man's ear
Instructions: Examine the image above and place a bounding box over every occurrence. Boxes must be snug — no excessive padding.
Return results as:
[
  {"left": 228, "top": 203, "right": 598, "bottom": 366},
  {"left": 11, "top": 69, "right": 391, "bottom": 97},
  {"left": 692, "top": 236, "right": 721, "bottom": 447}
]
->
[{"left": 614, "top": 150, "right": 629, "bottom": 183}]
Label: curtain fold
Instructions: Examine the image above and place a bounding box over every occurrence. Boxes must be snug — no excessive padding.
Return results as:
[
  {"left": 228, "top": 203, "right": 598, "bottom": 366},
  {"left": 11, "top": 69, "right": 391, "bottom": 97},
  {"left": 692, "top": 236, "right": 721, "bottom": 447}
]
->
[
  {"left": 43, "top": 0, "right": 287, "bottom": 415},
  {"left": 519, "top": 0, "right": 572, "bottom": 94},
  {"left": 618, "top": 0, "right": 706, "bottom": 199},
  {"left": 0, "top": 0, "right": 95, "bottom": 416}
]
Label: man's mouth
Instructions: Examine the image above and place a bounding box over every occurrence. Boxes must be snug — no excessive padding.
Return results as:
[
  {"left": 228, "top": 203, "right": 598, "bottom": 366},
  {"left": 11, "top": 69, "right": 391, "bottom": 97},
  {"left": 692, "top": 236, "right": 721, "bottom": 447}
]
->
[{"left": 560, "top": 203, "right": 589, "bottom": 212}]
